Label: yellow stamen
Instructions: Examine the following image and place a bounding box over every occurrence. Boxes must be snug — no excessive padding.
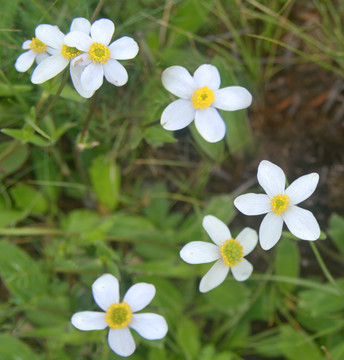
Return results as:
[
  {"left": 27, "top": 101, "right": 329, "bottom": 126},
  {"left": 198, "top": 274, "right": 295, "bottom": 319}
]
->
[
  {"left": 30, "top": 37, "right": 47, "bottom": 54},
  {"left": 105, "top": 302, "right": 132, "bottom": 329},
  {"left": 270, "top": 194, "right": 290, "bottom": 215},
  {"left": 191, "top": 86, "right": 215, "bottom": 109},
  {"left": 61, "top": 44, "right": 82, "bottom": 60},
  {"left": 88, "top": 42, "right": 111, "bottom": 63},
  {"left": 220, "top": 238, "right": 244, "bottom": 267}
]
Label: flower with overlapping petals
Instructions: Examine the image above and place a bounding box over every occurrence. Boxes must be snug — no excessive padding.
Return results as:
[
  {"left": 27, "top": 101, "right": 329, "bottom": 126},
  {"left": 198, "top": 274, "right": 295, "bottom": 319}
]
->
[
  {"left": 180, "top": 215, "right": 257, "bottom": 293},
  {"left": 71, "top": 274, "right": 168, "bottom": 357},
  {"left": 234, "top": 160, "right": 320, "bottom": 250},
  {"left": 160, "top": 64, "right": 252, "bottom": 143},
  {"left": 64, "top": 18, "right": 139, "bottom": 92}
]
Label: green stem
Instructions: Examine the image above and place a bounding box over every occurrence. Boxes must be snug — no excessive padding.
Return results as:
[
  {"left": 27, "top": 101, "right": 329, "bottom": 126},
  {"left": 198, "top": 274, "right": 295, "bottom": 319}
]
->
[{"left": 90, "top": 0, "right": 106, "bottom": 23}]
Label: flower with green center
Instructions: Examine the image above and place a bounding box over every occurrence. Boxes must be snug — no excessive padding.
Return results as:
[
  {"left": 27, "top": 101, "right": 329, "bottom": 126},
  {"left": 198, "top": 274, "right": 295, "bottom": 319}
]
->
[
  {"left": 180, "top": 215, "right": 258, "bottom": 293},
  {"left": 71, "top": 274, "right": 168, "bottom": 357},
  {"left": 64, "top": 18, "right": 139, "bottom": 93},
  {"left": 234, "top": 160, "right": 320, "bottom": 250},
  {"left": 160, "top": 64, "right": 252, "bottom": 143}
]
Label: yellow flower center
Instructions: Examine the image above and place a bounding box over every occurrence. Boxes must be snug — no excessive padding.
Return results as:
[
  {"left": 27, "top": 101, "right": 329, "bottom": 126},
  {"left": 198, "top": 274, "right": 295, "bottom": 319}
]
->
[
  {"left": 220, "top": 238, "right": 244, "bottom": 267},
  {"left": 105, "top": 302, "right": 132, "bottom": 329},
  {"left": 29, "top": 37, "right": 47, "bottom": 54},
  {"left": 270, "top": 194, "right": 290, "bottom": 215},
  {"left": 191, "top": 86, "right": 215, "bottom": 109},
  {"left": 88, "top": 42, "right": 111, "bottom": 63},
  {"left": 61, "top": 44, "right": 82, "bottom": 60}
]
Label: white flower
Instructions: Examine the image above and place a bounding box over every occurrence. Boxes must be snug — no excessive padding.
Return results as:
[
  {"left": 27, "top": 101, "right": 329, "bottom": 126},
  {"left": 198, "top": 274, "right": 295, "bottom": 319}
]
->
[
  {"left": 31, "top": 18, "right": 94, "bottom": 98},
  {"left": 234, "top": 160, "right": 320, "bottom": 250},
  {"left": 160, "top": 64, "right": 252, "bottom": 143},
  {"left": 71, "top": 274, "right": 168, "bottom": 357},
  {"left": 64, "top": 18, "right": 139, "bottom": 92},
  {"left": 180, "top": 215, "right": 257, "bottom": 293}
]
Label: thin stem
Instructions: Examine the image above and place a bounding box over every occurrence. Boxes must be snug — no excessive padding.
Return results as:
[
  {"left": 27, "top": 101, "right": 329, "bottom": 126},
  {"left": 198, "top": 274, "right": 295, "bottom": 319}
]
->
[
  {"left": 79, "top": 92, "right": 98, "bottom": 144},
  {"left": 90, "top": 0, "right": 106, "bottom": 23}
]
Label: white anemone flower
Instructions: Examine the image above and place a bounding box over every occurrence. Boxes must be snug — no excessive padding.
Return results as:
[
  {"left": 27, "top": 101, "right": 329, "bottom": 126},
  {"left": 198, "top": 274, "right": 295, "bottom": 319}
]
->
[
  {"left": 180, "top": 215, "right": 258, "bottom": 293},
  {"left": 31, "top": 18, "right": 94, "bottom": 98},
  {"left": 234, "top": 160, "right": 320, "bottom": 250},
  {"left": 161, "top": 64, "right": 252, "bottom": 143},
  {"left": 64, "top": 18, "right": 139, "bottom": 92},
  {"left": 71, "top": 274, "right": 168, "bottom": 357}
]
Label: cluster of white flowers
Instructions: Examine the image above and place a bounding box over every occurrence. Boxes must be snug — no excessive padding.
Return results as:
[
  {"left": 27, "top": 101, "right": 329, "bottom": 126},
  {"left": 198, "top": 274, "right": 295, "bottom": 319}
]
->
[{"left": 15, "top": 18, "right": 139, "bottom": 98}]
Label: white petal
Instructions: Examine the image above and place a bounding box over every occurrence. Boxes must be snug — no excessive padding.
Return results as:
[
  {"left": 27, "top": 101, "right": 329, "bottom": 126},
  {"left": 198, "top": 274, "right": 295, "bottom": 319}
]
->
[
  {"left": 15, "top": 51, "right": 36, "bottom": 72},
  {"left": 257, "top": 160, "right": 286, "bottom": 198},
  {"left": 199, "top": 259, "right": 229, "bottom": 293},
  {"left": 108, "top": 328, "right": 136, "bottom": 357},
  {"left": 71, "top": 311, "right": 107, "bottom": 331},
  {"left": 22, "top": 40, "right": 31, "bottom": 49},
  {"left": 109, "top": 36, "right": 139, "bottom": 60},
  {"left": 71, "top": 17, "right": 91, "bottom": 34},
  {"left": 123, "top": 283, "right": 156, "bottom": 312},
  {"left": 92, "top": 274, "right": 119, "bottom": 311},
  {"left": 160, "top": 99, "right": 195, "bottom": 130},
  {"left": 130, "top": 313, "right": 168, "bottom": 340},
  {"left": 259, "top": 212, "right": 284, "bottom": 250},
  {"left": 64, "top": 31, "right": 93, "bottom": 51},
  {"left": 91, "top": 18, "right": 114, "bottom": 45},
  {"left": 81, "top": 63, "right": 104, "bottom": 91},
  {"left": 31, "top": 54, "right": 69, "bottom": 84},
  {"left": 161, "top": 66, "right": 195, "bottom": 99},
  {"left": 236, "top": 227, "right": 258, "bottom": 256},
  {"left": 213, "top": 86, "right": 252, "bottom": 111},
  {"left": 193, "top": 64, "right": 221, "bottom": 91},
  {"left": 36, "top": 53, "right": 49, "bottom": 64},
  {"left": 180, "top": 241, "right": 220, "bottom": 264},
  {"left": 71, "top": 53, "right": 91, "bottom": 67},
  {"left": 70, "top": 64, "right": 95, "bottom": 98},
  {"left": 35, "top": 24, "right": 64, "bottom": 50},
  {"left": 234, "top": 193, "right": 271, "bottom": 215},
  {"left": 285, "top": 173, "right": 319, "bottom": 205},
  {"left": 231, "top": 258, "right": 253, "bottom": 281},
  {"left": 283, "top": 206, "right": 320, "bottom": 240},
  {"left": 202, "top": 215, "right": 231, "bottom": 246},
  {"left": 103, "top": 59, "right": 128, "bottom": 86},
  {"left": 194, "top": 107, "right": 226, "bottom": 143}
]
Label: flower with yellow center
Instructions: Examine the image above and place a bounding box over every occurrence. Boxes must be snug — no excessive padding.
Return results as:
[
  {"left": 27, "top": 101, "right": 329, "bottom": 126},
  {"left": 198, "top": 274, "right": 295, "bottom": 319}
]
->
[
  {"left": 234, "top": 160, "right": 320, "bottom": 250},
  {"left": 180, "top": 215, "right": 258, "bottom": 293},
  {"left": 71, "top": 274, "right": 168, "bottom": 357},
  {"left": 161, "top": 64, "right": 252, "bottom": 143}
]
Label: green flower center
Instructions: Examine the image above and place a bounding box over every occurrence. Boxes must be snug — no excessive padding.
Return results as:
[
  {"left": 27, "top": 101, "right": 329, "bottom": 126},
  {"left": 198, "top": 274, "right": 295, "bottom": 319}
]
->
[
  {"left": 270, "top": 194, "right": 290, "bottom": 215},
  {"left": 61, "top": 44, "right": 82, "bottom": 60},
  {"left": 30, "top": 37, "right": 47, "bottom": 53},
  {"left": 191, "top": 86, "right": 215, "bottom": 109},
  {"left": 88, "top": 42, "right": 111, "bottom": 63},
  {"left": 220, "top": 238, "right": 244, "bottom": 267},
  {"left": 105, "top": 302, "right": 132, "bottom": 329}
]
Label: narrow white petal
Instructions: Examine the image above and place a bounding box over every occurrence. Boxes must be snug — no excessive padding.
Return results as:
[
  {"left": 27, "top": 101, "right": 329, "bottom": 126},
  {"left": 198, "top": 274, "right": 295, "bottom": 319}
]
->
[
  {"left": 123, "top": 283, "right": 155, "bottom": 312},
  {"left": 160, "top": 99, "right": 195, "bottom": 130},
  {"left": 81, "top": 63, "right": 104, "bottom": 91},
  {"left": 202, "top": 215, "right": 231, "bottom": 246},
  {"left": 231, "top": 258, "right": 253, "bottom": 281},
  {"left": 283, "top": 206, "right": 320, "bottom": 240},
  {"left": 31, "top": 54, "right": 69, "bottom": 84},
  {"left": 108, "top": 328, "right": 136, "bottom": 357},
  {"left": 92, "top": 274, "right": 119, "bottom": 311},
  {"left": 71, "top": 53, "right": 91, "bottom": 67},
  {"left": 70, "top": 64, "right": 95, "bottom": 98},
  {"left": 180, "top": 241, "right": 220, "bottom": 264},
  {"left": 199, "top": 259, "right": 229, "bottom": 293},
  {"left": 161, "top": 66, "right": 195, "bottom": 99},
  {"left": 259, "top": 212, "right": 284, "bottom": 250},
  {"left": 236, "top": 227, "right": 258, "bottom": 256},
  {"left": 64, "top": 31, "right": 93, "bottom": 51},
  {"left": 193, "top": 64, "right": 221, "bottom": 91},
  {"left": 103, "top": 59, "right": 128, "bottom": 86},
  {"left": 15, "top": 51, "right": 36, "bottom": 72},
  {"left": 35, "top": 24, "right": 64, "bottom": 50},
  {"left": 194, "top": 107, "right": 226, "bottom": 143},
  {"left": 213, "top": 86, "right": 252, "bottom": 111},
  {"left": 71, "top": 17, "right": 91, "bottom": 34},
  {"left": 234, "top": 193, "right": 271, "bottom": 215},
  {"left": 130, "top": 313, "right": 168, "bottom": 340},
  {"left": 71, "top": 311, "right": 107, "bottom": 331},
  {"left": 257, "top": 160, "right": 286, "bottom": 198},
  {"left": 109, "top": 36, "right": 139, "bottom": 60},
  {"left": 22, "top": 40, "right": 31, "bottom": 49},
  {"left": 285, "top": 173, "right": 319, "bottom": 205},
  {"left": 91, "top": 18, "right": 114, "bottom": 45},
  {"left": 36, "top": 53, "right": 49, "bottom": 64}
]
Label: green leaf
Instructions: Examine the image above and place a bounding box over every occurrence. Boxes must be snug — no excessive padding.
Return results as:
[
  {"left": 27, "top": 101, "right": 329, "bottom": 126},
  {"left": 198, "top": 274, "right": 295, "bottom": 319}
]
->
[
  {"left": 2, "top": 128, "right": 50, "bottom": 146},
  {"left": 0, "top": 334, "right": 41, "bottom": 360},
  {"left": 329, "top": 213, "right": 344, "bottom": 256},
  {"left": 0, "top": 141, "right": 28, "bottom": 180},
  {"left": 204, "top": 194, "right": 236, "bottom": 225},
  {"left": 177, "top": 318, "right": 201, "bottom": 359},
  {"left": 144, "top": 126, "right": 176, "bottom": 147},
  {"left": 10, "top": 183, "right": 48, "bottom": 214}
]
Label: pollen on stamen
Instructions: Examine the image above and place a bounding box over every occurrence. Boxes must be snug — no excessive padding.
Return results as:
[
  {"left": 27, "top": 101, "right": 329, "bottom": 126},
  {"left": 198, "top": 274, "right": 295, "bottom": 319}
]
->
[
  {"left": 191, "top": 86, "right": 215, "bottom": 110},
  {"left": 270, "top": 194, "right": 290, "bottom": 215},
  {"left": 220, "top": 238, "right": 244, "bottom": 267},
  {"left": 105, "top": 302, "right": 132, "bottom": 329},
  {"left": 88, "top": 42, "right": 111, "bottom": 63},
  {"left": 61, "top": 44, "right": 82, "bottom": 60},
  {"left": 30, "top": 37, "right": 47, "bottom": 54}
]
